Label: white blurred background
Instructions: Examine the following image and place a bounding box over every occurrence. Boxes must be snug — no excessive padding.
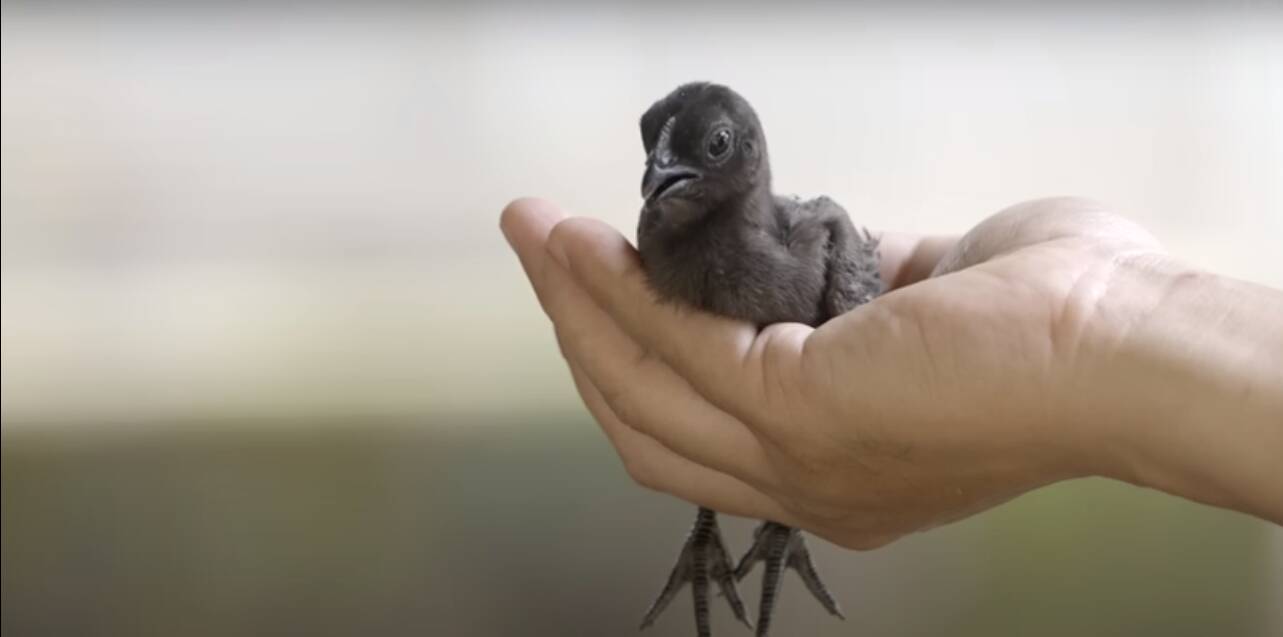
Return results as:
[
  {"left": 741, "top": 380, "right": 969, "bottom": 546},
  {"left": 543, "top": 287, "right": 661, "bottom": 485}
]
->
[
  {"left": 2, "top": 4, "right": 1281, "bottom": 636},
  {"left": 3, "top": 3, "right": 1281, "bottom": 424}
]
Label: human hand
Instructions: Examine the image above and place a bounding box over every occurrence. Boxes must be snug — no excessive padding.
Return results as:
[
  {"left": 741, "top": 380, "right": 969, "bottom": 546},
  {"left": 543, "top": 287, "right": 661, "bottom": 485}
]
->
[{"left": 500, "top": 196, "right": 1282, "bottom": 547}]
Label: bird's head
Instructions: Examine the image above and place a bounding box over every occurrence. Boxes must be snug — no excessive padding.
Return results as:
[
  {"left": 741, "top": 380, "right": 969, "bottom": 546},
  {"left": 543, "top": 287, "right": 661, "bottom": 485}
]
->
[{"left": 639, "top": 82, "right": 768, "bottom": 225}]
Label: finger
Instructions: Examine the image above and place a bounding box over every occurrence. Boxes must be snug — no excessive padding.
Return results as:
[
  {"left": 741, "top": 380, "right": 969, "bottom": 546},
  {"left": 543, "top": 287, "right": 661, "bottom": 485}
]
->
[
  {"left": 567, "top": 362, "right": 801, "bottom": 525},
  {"left": 876, "top": 233, "right": 960, "bottom": 290},
  {"left": 931, "top": 197, "right": 1163, "bottom": 276},
  {"left": 500, "top": 197, "right": 568, "bottom": 313},
  {"left": 504, "top": 199, "right": 781, "bottom": 485},
  {"left": 545, "top": 217, "right": 811, "bottom": 432},
  {"left": 540, "top": 251, "right": 779, "bottom": 487}
]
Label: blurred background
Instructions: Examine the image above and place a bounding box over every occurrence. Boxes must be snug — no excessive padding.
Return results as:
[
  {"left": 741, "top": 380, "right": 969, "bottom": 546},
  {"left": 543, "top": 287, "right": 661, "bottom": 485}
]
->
[{"left": 3, "top": 2, "right": 1281, "bottom": 636}]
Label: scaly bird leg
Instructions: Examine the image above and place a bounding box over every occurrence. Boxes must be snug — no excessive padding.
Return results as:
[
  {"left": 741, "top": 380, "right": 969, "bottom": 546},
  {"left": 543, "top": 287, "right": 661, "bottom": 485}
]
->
[
  {"left": 640, "top": 507, "right": 752, "bottom": 636},
  {"left": 735, "top": 521, "right": 844, "bottom": 637}
]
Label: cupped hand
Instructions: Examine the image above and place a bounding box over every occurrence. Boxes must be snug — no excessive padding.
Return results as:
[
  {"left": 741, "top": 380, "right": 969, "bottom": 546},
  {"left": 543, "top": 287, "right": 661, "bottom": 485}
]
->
[{"left": 501, "top": 196, "right": 1166, "bottom": 549}]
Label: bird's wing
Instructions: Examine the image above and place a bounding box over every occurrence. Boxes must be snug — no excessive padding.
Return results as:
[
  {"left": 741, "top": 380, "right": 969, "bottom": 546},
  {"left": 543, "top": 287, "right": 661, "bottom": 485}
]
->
[{"left": 798, "top": 195, "right": 883, "bottom": 319}]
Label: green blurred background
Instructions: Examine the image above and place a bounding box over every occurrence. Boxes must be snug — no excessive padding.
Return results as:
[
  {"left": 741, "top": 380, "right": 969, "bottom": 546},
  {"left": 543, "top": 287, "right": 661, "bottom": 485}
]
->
[{"left": 3, "top": 3, "right": 1281, "bottom": 636}]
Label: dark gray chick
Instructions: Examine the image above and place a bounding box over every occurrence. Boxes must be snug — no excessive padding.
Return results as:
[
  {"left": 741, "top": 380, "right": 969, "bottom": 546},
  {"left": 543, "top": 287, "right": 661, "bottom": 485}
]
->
[{"left": 635, "top": 82, "right": 881, "bottom": 637}]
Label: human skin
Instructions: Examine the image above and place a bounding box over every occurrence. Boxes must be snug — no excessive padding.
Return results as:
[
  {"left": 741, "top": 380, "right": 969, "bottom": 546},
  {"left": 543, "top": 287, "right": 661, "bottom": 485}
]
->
[{"left": 500, "top": 196, "right": 1283, "bottom": 549}]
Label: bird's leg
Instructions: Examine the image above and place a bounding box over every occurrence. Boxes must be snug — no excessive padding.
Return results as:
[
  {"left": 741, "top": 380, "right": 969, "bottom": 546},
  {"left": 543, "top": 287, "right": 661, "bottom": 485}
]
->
[
  {"left": 640, "top": 506, "right": 752, "bottom": 636},
  {"left": 735, "top": 521, "right": 844, "bottom": 637}
]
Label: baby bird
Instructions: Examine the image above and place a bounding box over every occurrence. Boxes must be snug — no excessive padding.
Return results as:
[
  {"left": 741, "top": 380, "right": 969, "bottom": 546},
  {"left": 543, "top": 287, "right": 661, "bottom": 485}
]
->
[{"left": 635, "top": 82, "right": 881, "bottom": 637}]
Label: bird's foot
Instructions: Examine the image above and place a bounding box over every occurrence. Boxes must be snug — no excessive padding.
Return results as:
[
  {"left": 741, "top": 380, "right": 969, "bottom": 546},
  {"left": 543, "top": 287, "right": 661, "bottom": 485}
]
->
[
  {"left": 640, "top": 507, "right": 752, "bottom": 636},
  {"left": 735, "top": 521, "right": 844, "bottom": 637}
]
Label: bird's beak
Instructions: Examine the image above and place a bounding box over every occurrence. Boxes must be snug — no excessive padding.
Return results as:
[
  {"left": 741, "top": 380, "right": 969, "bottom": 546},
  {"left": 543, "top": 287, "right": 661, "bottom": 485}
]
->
[{"left": 642, "top": 162, "right": 701, "bottom": 203}]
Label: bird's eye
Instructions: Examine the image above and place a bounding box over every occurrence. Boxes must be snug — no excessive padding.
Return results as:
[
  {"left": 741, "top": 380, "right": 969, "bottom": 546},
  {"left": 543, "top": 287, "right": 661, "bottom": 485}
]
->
[{"left": 706, "top": 128, "right": 733, "bottom": 160}]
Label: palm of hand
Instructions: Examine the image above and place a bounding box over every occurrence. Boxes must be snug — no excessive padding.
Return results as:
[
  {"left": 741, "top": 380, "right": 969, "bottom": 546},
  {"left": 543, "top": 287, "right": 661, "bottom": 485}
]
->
[{"left": 775, "top": 199, "right": 1164, "bottom": 545}]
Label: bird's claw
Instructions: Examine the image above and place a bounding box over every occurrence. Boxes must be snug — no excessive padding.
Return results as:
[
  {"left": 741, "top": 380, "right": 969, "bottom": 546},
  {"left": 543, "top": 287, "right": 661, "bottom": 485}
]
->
[
  {"left": 735, "top": 522, "right": 844, "bottom": 636},
  {"left": 640, "top": 507, "right": 752, "bottom": 636}
]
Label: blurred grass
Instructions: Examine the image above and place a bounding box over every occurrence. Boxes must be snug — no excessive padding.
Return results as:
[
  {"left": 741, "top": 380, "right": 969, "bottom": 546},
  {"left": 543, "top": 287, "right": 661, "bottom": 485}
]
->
[{"left": 3, "top": 413, "right": 1274, "bottom": 636}]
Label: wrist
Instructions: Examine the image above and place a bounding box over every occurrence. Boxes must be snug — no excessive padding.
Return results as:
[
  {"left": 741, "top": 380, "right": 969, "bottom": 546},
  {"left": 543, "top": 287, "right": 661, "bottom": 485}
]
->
[{"left": 1074, "top": 254, "right": 1283, "bottom": 522}]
